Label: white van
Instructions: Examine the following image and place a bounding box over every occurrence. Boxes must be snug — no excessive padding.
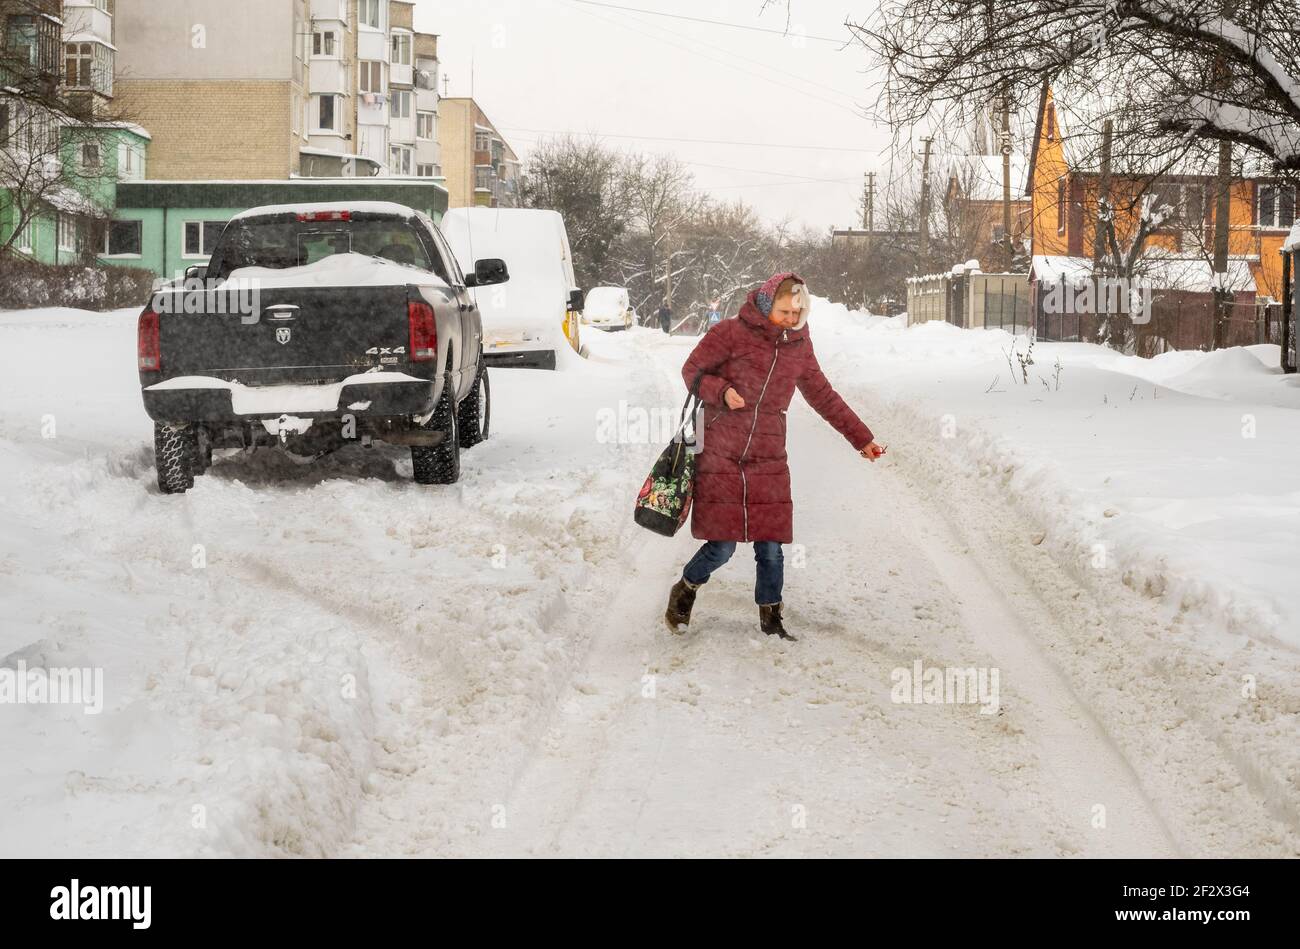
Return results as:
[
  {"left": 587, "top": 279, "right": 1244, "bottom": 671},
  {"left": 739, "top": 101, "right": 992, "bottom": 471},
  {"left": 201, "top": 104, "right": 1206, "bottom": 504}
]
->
[
  {"left": 582, "top": 286, "right": 635, "bottom": 331},
  {"left": 440, "top": 208, "right": 583, "bottom": 370}
]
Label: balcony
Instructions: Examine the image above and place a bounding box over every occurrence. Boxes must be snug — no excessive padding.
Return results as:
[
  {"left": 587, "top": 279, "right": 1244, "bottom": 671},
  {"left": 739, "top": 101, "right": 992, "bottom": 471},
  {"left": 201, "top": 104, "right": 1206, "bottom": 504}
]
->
[
  {"left": 61, "top": 1, "right": 111, "bottom": 45},
  {"left": 389, "top": 62, "right": 413, "bottom": 87},
  {"left": 310, "top": 0, "right": 348, "bottom": 23},
  {"left": 308, "top": 58, "right": 348, "bottom": 96}
]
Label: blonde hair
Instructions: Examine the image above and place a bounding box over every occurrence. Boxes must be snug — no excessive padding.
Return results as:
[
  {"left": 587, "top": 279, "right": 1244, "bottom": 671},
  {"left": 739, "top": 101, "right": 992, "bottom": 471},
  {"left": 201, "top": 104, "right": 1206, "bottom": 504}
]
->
[{"left": 776, "top": 279, "right": 811, "bottom": 318}]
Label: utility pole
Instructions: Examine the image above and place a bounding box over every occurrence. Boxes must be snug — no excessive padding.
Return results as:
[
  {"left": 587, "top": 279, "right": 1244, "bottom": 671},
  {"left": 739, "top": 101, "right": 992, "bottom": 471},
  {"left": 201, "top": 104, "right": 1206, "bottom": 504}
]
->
[
  {"left": 1212, "top": 139, "right": 1233, "bottom": 350},
  {"left": 918, "top": 137, "right": 934, "bottom": 260},
  {"left": 863, "top": 172, "right": 876, "bottom": 254},
  {"left": 1094, "top": 118, "right": 1114, "bottom": 270},
  {"left": 1000, "top": 93, "right": 1014, "bottom": 272}
]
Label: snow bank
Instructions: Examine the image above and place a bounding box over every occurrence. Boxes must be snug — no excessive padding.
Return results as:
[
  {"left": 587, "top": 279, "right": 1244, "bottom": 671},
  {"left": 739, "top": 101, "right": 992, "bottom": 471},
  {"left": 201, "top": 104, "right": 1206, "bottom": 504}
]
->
[
  {"left": 807, "top": 304, "right": 1300, "bottom": 654},
  {"left": 0, "top": 305, "right": 669, "bottom": 857}
]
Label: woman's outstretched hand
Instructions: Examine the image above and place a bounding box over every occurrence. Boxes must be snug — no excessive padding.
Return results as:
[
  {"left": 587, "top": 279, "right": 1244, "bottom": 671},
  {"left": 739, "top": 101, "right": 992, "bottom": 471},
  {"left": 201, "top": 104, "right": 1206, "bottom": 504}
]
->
[
  {"left": 724, "top": 388, "right": 746, "bottom": 410},
  {"left": 860, "top": 442, "right": 887, "bottom": 463}
]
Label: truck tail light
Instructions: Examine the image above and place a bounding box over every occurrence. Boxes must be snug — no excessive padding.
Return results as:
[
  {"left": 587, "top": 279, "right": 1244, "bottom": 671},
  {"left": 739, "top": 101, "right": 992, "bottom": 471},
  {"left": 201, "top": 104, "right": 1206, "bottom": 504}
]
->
[
  {"left": 409, "top": 299, "right": 437, "bottom": 362},
  {"left": 297, "top": 210, "right": 351, "bottom": 222},
  {"left": 138, "top": 308, "right": 161, "bottom": 372}
]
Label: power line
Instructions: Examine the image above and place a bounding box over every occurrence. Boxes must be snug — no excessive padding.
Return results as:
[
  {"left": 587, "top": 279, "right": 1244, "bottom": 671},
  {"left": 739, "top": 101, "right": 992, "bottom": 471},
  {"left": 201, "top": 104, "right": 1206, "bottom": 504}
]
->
[
  {"left": 571, "top": 0, "right": 862, "bottom": 105},
  {"left": 567, "top": 0, "right": 849, "bottom": 46},
  {"left": 560, "top": 0, "right": 864, "bottom": 118},
  {"left": 506, "top": 134, "right": 861, "bottom": 186},
  {"left": 499, "top": 125, "right": 877, "bottom": 153},
  {"left": 678, "top": 159, "right": 860, "bottom": 184}
]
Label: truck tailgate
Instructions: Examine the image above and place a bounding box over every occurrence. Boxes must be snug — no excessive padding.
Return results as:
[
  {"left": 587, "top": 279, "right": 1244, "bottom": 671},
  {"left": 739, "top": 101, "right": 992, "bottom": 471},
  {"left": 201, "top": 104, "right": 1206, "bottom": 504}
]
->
[{"left": 155, "top": 285, "right": 420, "bottom": 387}]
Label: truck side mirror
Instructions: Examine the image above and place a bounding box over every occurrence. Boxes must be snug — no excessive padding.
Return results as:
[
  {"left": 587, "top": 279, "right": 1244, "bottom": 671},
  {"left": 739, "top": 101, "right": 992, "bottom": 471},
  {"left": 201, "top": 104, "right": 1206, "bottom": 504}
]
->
[
  {"left": 568, "top": 288, "right": 585, "bottom": 312},
  {"left": 466, "top": 258, "right": 509, "bottom": 287}
]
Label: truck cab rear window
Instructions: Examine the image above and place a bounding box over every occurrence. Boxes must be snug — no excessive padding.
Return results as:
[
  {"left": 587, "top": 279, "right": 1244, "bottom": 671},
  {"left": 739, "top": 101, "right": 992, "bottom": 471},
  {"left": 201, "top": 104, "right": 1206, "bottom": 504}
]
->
[{"left": 208, "top": 217, "right": 448, "bottom": 281}]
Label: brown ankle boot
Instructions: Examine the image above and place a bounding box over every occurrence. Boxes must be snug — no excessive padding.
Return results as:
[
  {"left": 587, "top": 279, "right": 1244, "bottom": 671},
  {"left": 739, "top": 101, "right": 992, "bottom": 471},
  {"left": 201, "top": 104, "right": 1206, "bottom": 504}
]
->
[
  {"left": 759, "top": 603, "right": 797, "bottom": 642},
  {"left": 665, "top": 579, "right": 699, "bottom": 634}
]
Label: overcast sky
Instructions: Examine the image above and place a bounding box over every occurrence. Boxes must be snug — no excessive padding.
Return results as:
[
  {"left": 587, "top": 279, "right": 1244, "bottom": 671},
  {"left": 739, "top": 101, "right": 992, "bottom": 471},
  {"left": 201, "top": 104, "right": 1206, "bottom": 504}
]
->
[{"left": 413, "top": 0, "right": 899, "bottom": 233}]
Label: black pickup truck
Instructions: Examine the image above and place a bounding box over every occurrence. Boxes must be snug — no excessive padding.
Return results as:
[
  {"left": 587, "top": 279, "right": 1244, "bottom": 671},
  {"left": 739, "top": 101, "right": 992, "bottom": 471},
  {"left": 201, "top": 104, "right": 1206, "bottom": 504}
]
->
[{"left": 137, "top": 202, "right": 509, "bottom": 494}]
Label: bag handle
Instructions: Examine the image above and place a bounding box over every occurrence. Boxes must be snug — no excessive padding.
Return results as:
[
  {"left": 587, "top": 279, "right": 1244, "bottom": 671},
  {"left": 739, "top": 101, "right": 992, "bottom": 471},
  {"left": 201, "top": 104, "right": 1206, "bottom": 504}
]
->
[{"left": 676, "top": 370, "right": 706, "bottom": 436}]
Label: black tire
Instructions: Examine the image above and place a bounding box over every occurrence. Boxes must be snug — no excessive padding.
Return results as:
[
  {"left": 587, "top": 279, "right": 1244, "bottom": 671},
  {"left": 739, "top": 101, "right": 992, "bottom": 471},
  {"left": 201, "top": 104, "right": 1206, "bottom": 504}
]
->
[
  {"left": 155, "top": 423, "right": 196, "bottom": 495},
  {"left": 458, "top": 364, "right": 490, "bottom": 449},
  {"left": 412, "top": 382, "right": 460, "bottom": 485}
]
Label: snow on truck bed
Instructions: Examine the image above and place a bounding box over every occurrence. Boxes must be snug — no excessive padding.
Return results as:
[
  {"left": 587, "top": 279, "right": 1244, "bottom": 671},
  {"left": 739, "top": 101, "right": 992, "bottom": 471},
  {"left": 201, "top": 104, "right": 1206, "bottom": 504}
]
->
[{"left": 224, "top": 252, "right": 449, "bottom": 291}]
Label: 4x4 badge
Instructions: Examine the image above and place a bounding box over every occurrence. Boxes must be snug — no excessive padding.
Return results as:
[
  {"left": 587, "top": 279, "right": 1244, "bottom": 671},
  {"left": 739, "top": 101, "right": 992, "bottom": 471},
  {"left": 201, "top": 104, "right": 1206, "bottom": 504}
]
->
[{"left": 276, "top": 328, "right": 292, "bottom": 345}]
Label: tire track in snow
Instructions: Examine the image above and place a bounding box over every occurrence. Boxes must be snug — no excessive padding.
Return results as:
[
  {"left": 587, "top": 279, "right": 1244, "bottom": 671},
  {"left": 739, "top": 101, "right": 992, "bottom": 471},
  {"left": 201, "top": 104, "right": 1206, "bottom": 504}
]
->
[{"left": 461, "top": 331, "right": 1179, "bottom": 857}]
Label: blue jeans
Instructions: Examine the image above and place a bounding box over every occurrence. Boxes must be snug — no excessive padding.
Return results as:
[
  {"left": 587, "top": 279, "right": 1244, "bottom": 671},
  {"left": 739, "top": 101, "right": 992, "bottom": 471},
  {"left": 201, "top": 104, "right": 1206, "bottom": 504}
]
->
[{"left": 683, "top": 541, "right": 784, "bottom": 606}]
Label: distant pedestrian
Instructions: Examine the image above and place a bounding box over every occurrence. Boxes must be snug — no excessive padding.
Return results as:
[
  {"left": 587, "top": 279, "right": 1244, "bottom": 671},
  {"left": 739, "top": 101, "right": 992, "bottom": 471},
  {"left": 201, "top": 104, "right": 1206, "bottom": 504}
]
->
[{"left": 657, "top": 299, "right": 673, "bottom": 334}]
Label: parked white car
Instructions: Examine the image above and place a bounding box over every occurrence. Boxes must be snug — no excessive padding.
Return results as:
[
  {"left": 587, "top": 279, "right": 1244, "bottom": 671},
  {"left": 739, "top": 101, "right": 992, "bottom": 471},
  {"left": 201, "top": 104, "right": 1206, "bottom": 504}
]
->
[
  {"left": 440, "top": 208, "right": 584, "bottom": 370},
  {"left": 582, "top": 286, "right": 635, "bottom": 331}
]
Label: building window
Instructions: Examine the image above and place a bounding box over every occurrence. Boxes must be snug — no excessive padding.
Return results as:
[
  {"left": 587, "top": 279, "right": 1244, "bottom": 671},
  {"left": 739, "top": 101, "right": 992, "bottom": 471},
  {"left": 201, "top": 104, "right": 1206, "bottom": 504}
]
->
[
  {"left": 475, "top": 130, "right": 490, "bottom": 151},
  {"left": 117, "top": 141, "right": 144, "bottom": 179},
  {"left": 417, "top": 163, "right": 436, "bottom": 178},
  {"left": 82, "top": 141, "right": 100, "bottom": 169},
  {"left": 13, "top": 216, "right": 33, "bottom": 252},
  {"left": 291, "top": 92, "right": 300, "bottom": 134},
  {"left": 1056, "top": 177, "right": 1066, "bottom": 234},
  {"left": 0, "top": 102, "right": 9, "bottom": 149},
  {"left": 58, "top": 215, "right": 77, "bottom": 253},
  {"left": 359, "top": 0, "right": 381, "bottom": 29},
  {"left": 389, "top": 90, "right": 411, "bottom": 119},
  {"left": 476, "top": 167, "right": 492, "bottom": 191},
  {"left": 184, "top": 221, "right": 227, "bottom": 258},
  {"left": 417, "top": 112, "right": 435, "bottom": 140},
  {"left": 65, "top": 42, "right": 94, "bottom": 88},
  {"left": 390, "top": 32, "right": 411, "bottom": 66},
  {"left": 102, "top": 220, "right": 142, "bottom": 257},
  {"left": 359, "top": 60, "right": 383, "bottom": 94},
  {"left": 390, "top": 145, "right": 413, "bottom": 176},
  {"left": 6, "top": 16, "right": 38, "bottom": 67},
  {"left": 1045, "top": 105, "right": 1055, "bottom": 141},
  {"left": 316, "top": 94, "right": 338, "bottom": 131},
  {"left": 312, "top": 30, "right": 338, "bottom": 57},
  {"left": 1258, "top": 183, "right": 1297, "bottom": 230}
]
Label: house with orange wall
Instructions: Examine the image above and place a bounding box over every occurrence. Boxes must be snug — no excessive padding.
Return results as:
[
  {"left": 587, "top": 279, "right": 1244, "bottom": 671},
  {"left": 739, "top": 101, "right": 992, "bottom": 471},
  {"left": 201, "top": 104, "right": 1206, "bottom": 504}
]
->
[{"left": 1025, "top": 84, "right": 1295, "bottom": 304}]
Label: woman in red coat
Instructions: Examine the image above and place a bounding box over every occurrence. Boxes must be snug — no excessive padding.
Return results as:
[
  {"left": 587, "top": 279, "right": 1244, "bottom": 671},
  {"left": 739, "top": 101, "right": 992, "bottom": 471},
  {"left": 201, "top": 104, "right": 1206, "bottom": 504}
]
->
[{"left": 665, "top": 272, "right": 886, "bottom": 641}]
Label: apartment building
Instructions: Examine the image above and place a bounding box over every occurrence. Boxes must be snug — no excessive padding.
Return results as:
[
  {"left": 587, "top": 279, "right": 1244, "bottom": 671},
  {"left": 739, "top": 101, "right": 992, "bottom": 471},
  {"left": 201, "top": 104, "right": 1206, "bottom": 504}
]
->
[
  {"left": 1, "top": 0, "right": 151, "bottom": 263},
  {"left": 438, "top": 97, "right": 520, "bottom": 209},
  {"left": 88, "top": 0, "right": 445, "bottom": 276}
]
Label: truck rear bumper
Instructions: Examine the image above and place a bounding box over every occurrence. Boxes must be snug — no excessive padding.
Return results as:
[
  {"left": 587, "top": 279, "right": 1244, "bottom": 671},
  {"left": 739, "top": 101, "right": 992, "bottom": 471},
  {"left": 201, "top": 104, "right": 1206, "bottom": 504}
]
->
[{"left": 142, "top": 374, "right": 438, "bottom": 423}]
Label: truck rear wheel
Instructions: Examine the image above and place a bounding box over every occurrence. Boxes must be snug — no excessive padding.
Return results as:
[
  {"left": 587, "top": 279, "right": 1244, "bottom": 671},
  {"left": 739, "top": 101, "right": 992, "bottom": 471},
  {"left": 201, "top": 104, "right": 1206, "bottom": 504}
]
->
[
  {"left": 412, "top": 384, "right": 460, "bottom": 485},
  {"left": 458, "top": 365, "right": 490, "bottom": 449},
  {"left": 155, "top": 423, "right": 196, "bottom": 495}
]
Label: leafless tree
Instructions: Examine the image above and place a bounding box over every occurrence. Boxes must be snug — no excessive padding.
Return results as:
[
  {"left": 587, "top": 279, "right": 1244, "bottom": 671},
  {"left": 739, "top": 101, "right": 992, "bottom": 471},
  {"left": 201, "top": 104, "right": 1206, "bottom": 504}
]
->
[
  {"left": 850, "top": 0, "right": 1300, "bottom": 175},
  {"left": 520, "top": 135, "right": 635, "bottom": 290}
]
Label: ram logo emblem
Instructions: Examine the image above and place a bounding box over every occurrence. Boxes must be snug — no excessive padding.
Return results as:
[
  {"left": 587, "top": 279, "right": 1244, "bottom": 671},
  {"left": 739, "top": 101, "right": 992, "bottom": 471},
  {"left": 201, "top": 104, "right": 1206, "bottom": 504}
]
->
[{"left": 276, "top": 328, "right": 292, "bottom": 345}]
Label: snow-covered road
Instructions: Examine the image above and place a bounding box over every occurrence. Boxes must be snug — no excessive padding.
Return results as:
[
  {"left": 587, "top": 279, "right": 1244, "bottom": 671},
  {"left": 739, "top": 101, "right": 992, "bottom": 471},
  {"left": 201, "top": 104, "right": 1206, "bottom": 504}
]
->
[{"left": 1, "top": 307, "right": 1296, "bottom": 857}]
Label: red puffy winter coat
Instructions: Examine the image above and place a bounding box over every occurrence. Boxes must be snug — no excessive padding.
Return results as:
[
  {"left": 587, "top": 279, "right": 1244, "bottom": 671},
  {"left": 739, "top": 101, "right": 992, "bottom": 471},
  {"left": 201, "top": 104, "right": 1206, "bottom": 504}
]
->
[{"left": 682, "top": 272, "right": 875, "bottom": 544}]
